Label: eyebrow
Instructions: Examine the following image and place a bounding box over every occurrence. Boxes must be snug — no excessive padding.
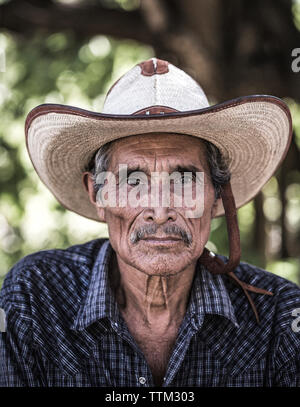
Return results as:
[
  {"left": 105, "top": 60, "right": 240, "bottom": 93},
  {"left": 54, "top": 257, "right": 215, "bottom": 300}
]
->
[
  {"left": 173, "top": 165, "right": 204, "bottom": 174},
  {"left": 113, "top": 164, "right": 204, "bottom": 175},
  {"left": 116, "top": 165, "right": 148, "bottom": 177}
]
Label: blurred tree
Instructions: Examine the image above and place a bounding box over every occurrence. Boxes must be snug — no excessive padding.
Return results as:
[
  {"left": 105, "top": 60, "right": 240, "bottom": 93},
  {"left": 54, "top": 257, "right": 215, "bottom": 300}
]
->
[
  {"left": 0, "top": 0, "right": 300, "bottom": 287},
  {"left": 1, "top": 0, "right": 300, "bottom": 98}
]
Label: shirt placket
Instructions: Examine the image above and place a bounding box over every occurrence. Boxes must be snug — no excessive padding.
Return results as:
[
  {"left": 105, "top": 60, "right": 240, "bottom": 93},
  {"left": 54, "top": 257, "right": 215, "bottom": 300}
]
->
[
  {"left": 162, "top": 313, "right": 203, "bottom": 386},
  {"left": 110, "top": 317, "right": 155, "bottom": 387}
]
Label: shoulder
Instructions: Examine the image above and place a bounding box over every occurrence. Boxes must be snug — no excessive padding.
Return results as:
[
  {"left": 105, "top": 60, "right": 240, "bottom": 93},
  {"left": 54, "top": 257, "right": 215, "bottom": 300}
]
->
[
  {"left": 234, "top": 259, "right": 300, "bottom": 296},
  {"left": 234, "top": 260, "right": 300, "bottom": 316},
  {"left": 218, "top": 254, "right": 300, "bottom": 304},
  {"left": 0, "top": 238, "right": 108, "bottom": 314},
  {"left": 221, "top": 257, "right": 300, "bottom": 348}
]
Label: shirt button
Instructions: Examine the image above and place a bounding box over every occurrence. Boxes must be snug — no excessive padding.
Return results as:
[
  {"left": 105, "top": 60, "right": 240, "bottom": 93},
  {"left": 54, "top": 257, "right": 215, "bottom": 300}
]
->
[
  {"left": 139, "top": 376, "right": 146, "bottom": 385},
  {"left": 114, "top": 322, "right": 118, "bottom": 328}
]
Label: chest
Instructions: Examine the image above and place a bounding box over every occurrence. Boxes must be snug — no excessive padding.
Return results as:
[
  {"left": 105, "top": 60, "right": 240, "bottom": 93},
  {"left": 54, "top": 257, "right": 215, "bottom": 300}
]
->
[
  {"left": 134, "top": 331, "right": 177, "bottom": 386},
  {"left": 120, "top": 311, "right": 182, "bottom": 386},
  {"left": 38, "top": 323, "right": 271, "bottom": 387}
]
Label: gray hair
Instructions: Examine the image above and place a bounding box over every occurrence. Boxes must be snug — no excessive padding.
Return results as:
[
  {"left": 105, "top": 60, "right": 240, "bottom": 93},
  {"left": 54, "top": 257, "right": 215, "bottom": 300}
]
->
[
  {"left": 86, "top": 137, "right": 231, "bottom": 200},
  {"left": 87, "top": 142, "right": 112, "bottom": 193},
  {"left": 203, "top": 139, "right": 231, "bottom": 199}
]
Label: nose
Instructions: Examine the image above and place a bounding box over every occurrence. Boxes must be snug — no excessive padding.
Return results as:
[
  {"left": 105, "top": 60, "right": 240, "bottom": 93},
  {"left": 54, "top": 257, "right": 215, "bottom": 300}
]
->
[{"left": 143, "top": 207, "right": 177, "bottom": 225}]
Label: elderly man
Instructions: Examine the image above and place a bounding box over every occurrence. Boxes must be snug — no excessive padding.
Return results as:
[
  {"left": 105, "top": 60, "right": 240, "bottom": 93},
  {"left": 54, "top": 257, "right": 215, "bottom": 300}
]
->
[{"left": 0, "top": 58, "right": 300, "bottom": 387}]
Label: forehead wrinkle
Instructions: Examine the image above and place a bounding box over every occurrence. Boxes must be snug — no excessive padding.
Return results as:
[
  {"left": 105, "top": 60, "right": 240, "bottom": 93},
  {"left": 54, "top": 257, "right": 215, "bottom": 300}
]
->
[
  {"left": 111, "top": 152, "right": 209, "bottom": 175},
  {"left": 109, "top": 135, "right": 209, "bottom": 173},
  {"left": 117, "top": 146, "right": 204, "bottom": 162},
  {"left": 110, "top": 156, "right": 149, "bottom": 173},
  {"left": 128, "top": 146, "right": 190, "bottom": 154},
  {"left": 113, "top": 132, "right": 203, "bottom": 150}
]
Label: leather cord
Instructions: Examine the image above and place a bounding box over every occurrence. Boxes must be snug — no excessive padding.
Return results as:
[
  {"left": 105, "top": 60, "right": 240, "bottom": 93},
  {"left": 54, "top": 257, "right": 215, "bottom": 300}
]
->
[{"left": 199, "top": 181, "right": 273, "bottom": 323}]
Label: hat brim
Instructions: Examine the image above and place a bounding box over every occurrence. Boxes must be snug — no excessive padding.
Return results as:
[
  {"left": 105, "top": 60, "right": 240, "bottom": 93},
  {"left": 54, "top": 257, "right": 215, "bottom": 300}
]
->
[{"left": 25, "top": 95, "right": 292, "bottom": 220}]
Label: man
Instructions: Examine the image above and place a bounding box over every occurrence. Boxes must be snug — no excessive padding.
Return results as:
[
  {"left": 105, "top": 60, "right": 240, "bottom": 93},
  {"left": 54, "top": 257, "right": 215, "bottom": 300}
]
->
[{"left": 0, "top": 58, "right": 299, "bottom": 387}]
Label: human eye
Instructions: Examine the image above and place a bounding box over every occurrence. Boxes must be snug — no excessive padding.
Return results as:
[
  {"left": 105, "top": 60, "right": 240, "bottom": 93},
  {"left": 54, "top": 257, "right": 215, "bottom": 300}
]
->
[
  {"left": 174, "top": 172, "right": 196, "bottom": 184},
  {"left": 127, "top": 175, "right": 141, "bottom": 186},
  {"left": 126, "top": 171, "right": 147, "bottom": 187}
]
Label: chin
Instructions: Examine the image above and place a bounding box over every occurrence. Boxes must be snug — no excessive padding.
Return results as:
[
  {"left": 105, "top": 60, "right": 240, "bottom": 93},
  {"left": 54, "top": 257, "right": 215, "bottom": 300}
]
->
[{"left": 130, "top": 251, "right": 193, "bottom": 276}]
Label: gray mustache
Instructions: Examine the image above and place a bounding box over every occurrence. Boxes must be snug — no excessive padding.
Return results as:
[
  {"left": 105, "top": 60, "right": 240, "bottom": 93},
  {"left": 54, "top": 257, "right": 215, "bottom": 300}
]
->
[{"left": 130, "top": 224, "right": 192, "bottom": 246}]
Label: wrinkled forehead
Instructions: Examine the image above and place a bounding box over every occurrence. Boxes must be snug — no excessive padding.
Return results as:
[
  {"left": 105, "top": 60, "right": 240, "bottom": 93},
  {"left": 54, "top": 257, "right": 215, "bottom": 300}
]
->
[{"left": 108, "top": 133, "right": 209, "bottom": 172}]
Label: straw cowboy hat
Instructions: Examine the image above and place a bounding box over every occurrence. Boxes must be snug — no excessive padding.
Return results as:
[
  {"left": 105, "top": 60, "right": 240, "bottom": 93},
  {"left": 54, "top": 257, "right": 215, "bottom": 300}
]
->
[
  {"left": 25, "top": 57, "right": 292, "bottom": 222},
  {"left": 24, "top": 58, "right": 293, "bottom": 322}
]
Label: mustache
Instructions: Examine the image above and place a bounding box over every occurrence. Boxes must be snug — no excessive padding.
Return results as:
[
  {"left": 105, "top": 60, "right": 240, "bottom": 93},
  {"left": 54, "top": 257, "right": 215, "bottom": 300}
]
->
[{"left": 130, "top": 224, "right": 192, "bottom": 246}]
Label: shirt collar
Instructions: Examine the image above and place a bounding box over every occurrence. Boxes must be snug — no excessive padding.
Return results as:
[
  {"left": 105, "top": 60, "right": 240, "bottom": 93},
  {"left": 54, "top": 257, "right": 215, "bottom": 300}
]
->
[
  {"left": 71, "top": 239, "right": 119, "bottom": 331},
  {"left": 71, "top": 239, "right": 239, "bottom": 331},
  {"left": 187, "top": 262, "right": 239, "bottom": 329}
]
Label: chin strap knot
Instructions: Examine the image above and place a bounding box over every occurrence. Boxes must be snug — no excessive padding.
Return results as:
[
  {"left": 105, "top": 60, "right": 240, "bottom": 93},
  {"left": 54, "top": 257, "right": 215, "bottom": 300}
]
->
[{"left": 199, "top": 182, "right": 273, "bottom": 324}]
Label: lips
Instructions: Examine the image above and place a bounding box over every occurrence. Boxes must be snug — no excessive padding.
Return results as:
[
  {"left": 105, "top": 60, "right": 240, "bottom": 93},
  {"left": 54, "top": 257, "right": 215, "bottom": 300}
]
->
[
  {"left": 142, "top": 236, "right": 181, "bottom": 241},
  {"left": 141, "top": 236, "right": 182, "bottom": 246}
]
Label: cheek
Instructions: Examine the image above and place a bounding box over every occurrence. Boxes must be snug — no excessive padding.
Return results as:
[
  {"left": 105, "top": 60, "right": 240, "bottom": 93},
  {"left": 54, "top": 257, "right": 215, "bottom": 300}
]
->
[
  {"left": 103, "top": 207, "right": 139, "bottom": 250},
  {"left": 187, "top": 188, "right": 214, "bottom": 250},
  {"left": 189, "top": 217, "right": 211, "bottom": 249},
  {"left": 199, "top": 192, "right": 214, "bottom": 239}
]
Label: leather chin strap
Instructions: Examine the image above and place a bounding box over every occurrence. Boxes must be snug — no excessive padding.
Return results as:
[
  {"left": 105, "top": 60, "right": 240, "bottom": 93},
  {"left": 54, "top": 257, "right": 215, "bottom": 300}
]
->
[{"left": 199, "top": 181, "right": 273, "bottom": 324}]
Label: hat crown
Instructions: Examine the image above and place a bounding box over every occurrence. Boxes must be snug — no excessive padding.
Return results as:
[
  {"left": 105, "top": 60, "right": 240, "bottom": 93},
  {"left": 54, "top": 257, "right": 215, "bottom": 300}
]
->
[{"left": 102, "top": 58, "right": 209, "bottom": 115}]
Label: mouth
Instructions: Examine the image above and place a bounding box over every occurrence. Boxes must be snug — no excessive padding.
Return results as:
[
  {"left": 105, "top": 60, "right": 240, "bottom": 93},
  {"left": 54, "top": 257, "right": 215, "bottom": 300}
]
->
[{"left": 140, "top": 236, "right": 183, "bottom": 246}]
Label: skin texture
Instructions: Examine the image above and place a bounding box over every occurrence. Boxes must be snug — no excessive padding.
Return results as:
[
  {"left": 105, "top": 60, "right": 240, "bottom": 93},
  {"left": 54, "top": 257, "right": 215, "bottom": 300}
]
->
[{"left": 82, "top": 133, "right": 219, "bottom": 386}]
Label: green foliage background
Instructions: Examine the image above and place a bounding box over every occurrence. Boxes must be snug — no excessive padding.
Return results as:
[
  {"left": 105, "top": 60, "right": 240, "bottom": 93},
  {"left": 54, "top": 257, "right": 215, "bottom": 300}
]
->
[{"left": 0, "top": 29, "right": 300, "bottom": 288}]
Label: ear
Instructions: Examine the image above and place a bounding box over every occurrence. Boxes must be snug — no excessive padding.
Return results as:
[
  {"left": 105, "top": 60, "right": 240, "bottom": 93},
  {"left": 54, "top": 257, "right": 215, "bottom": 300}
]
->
[
  {"left": 82, "top": 171, "right": 106, "bottom": 222},
  {"left": 211, "top": 197, "right": 221, "bottom": 218}
]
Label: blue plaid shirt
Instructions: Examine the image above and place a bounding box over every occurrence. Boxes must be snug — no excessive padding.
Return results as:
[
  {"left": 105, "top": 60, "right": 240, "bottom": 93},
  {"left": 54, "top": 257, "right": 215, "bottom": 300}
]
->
[{"left": 1, "top": 238, "right": 300, "bottom": 387}]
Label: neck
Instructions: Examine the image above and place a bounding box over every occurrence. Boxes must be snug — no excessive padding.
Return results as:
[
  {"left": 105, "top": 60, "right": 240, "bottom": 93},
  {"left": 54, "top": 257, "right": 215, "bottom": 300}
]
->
[{"left": 110, "top": 253, "right": 196, "bottom": 328}]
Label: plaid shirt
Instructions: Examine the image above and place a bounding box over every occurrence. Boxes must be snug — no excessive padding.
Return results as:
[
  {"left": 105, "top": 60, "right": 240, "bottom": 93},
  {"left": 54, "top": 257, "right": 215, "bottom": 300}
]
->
[{"left": 1, "top": 238, "right": 300, "bottom": 387}]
